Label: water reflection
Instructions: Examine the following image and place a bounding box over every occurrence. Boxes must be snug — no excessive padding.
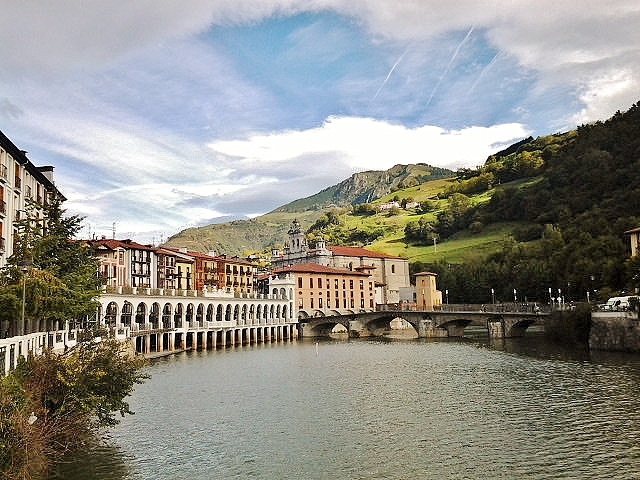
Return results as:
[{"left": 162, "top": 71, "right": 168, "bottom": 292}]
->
[
  {"left": 50, "top": 442, "right": 129, "bottom": 480},
  {"left": 53, "top": 332, "right": 640, "bottom": 480}
]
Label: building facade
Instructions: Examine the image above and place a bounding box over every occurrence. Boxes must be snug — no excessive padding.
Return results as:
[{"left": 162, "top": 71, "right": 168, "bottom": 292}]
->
[
  {"left": 414, "top": 272, "right": 442, "bottom": 311},
  {"left": 625, "top": 226, "right": 640, "bottom": 257},
  {"left": 268, "top": 262, "right": 374, "bottom": 311},
  {"left": 271, "top": 220, "right": 411, "bottom": 305},
  {"left": 0, "top": 130, "right": 63, "bottom": 268}
]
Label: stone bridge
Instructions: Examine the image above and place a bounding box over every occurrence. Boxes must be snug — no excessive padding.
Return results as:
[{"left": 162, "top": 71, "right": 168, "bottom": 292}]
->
[{"left": 298, "top": 306, "right": 546, "bottom": 339}]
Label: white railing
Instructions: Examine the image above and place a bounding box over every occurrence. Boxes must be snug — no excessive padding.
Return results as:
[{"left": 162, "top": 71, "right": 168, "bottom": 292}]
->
[{"left": 0, "top": 328, "right": 79, "bottom": 376}]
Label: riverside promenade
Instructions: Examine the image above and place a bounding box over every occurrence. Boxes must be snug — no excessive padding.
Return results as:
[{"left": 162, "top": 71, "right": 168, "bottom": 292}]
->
[{"left": 0, "top": 285, "right": 298, "bottom": 375}]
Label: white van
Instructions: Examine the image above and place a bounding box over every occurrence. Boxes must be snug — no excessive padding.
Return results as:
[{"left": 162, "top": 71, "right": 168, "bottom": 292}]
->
[{"left": 604, "top": 296, "right": 636, "bottom": 311}]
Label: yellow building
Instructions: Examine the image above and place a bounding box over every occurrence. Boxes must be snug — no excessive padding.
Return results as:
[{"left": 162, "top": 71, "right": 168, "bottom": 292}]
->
[
  {"left": 415, "top": 272, "right": 442, "bottom": 311},
  {"left": 273, "top": 262, "right": 374, "bottom": 311}
]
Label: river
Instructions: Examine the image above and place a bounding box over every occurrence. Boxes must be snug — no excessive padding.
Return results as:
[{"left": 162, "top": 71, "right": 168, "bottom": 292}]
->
[{"left": 52, "top": 330, "right": 640, "bottom": 479}]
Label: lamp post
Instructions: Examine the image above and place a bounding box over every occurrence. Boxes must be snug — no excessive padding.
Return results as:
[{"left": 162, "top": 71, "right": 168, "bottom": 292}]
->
[
  {"left": 19, "top": 261, "right": 29, "bottom": 336},
  {"left": 558, "top": 288, "right": 562, "bottom": 309}
]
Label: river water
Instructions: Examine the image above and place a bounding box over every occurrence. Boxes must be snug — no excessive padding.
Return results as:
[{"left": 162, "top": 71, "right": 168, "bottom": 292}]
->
[{"left": 53, "top": 331, "right": 640, "bottom": 479}]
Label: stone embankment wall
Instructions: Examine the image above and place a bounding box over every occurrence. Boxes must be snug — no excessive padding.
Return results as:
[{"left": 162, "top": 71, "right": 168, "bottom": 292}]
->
[{"left": 589, "top": 311, "right": 640, "bottom": 352}]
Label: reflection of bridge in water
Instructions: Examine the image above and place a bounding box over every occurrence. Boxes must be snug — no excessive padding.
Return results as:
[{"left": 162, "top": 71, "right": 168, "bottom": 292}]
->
[{"left": 298, "top": 303, "right": 548, "bottom": 339}]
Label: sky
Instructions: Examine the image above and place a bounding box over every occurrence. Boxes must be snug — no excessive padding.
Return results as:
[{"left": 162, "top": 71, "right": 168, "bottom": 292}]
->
[{"left": 1, "top": 1, "right": 639, "bottom": 245}]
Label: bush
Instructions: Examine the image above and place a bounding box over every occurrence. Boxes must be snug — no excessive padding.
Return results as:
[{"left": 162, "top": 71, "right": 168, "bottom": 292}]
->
[{"left": 0, "top": 328, "right": 147, "bottom": 479}]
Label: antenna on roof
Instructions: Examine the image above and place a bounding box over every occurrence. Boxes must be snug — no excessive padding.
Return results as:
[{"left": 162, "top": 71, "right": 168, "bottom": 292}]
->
[{"left": 112, "top": 222, "right": 116, "bottom": 240}]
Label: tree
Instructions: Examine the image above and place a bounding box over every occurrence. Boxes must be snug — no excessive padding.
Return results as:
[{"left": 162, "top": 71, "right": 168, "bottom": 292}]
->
[{"left": 0, "top": 195, "right": 102, "bottom": 335}]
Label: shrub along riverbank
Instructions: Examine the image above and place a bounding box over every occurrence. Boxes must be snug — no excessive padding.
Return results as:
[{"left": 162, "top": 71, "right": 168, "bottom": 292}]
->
[{"left": 0, "top": 328, "right": 147, "bottom": 480}]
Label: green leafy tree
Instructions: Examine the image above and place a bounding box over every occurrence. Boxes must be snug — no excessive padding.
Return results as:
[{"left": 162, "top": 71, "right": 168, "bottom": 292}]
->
[{"left": 1, "top": 196, "right": 101, "bottom": 334}]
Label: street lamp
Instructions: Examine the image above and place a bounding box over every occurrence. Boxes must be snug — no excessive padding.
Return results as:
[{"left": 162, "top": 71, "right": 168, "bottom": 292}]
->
[
  {"left": 445, "top": 289, "right": 449, "bottom": 305},
  {"left": 19, "top": 260, "right": 29, "bottom": 336},
  {"left": 513, "top": 288, "right": 517, "bottom": 303},
  {"left": 491, "top": 288, "right": 495, "bottom": 305}
]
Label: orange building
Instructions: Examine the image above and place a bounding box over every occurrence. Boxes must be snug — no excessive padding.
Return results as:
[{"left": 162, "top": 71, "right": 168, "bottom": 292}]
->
[{"left": 273, "top": 263, "right": 374, "bottom": 310}]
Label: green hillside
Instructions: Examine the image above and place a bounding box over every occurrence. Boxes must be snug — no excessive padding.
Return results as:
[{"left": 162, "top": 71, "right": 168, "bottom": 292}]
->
[
  {"left": 164, "top": 163, "right": 454, "bottom": 254},
  {"left": 166, "top": 101, "right": 640, "bottom": 305}
]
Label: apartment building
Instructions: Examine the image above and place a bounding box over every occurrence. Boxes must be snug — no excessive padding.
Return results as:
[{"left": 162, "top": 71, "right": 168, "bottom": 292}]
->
[
  {"left": 270, "top": 262, "right": 374, "bottom": 310},
  {"left": 217, "top": 256, "right": 256, "bottom": 295},
  {"left": 0, "top": 130, "right": 63, "bottom": 267}
]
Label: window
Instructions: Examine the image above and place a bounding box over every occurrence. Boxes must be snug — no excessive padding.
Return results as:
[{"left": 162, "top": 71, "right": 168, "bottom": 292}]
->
[
  {"left": 359, "top": 280, "right": 364, "bottom": 290},
  {"left": 391, "top": 264, "right": 395, "bottom": 273},
  {"left": 310, "top": 298, "right": 314, "bottom": 308},
  {"left": 349, "top": 280, "right": 353, "bottom": 289},
  {"left": 342, "top": 280, "right": 346, "bottom": 289},
  {"left": 298, "top": 277, "right": 302, "bottom": 288},
  {"left": 318, "top": 278, "right": 322, "bottom": 288},
  {"left": 309, "top": 278, "right": 314, "bottom": 288},
  {"left": 335, "top": 299, "right": 340, "bottom": 308},
  {"left": 334, "top": 279, "right": 338, "bottom": 289},
  {"left": 369, "top": 282, "right": 373, "bottom": 290},
  {"left": 319, "top": 298, "right": 323, "bottom": 308}
]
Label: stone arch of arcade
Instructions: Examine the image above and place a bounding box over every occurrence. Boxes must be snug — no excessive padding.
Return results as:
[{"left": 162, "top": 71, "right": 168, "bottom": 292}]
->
[{"left": 98, "top": 293, "right": 295, "bottom": 331}]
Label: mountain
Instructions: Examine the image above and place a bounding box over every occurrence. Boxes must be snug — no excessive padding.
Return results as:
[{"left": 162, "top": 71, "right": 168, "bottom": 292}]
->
[
  {"left": 272, "top": 164, "right": 453, "bottom": 213},
  {"left": 164, "top": 163, "right": 454, "bottom": 255}
]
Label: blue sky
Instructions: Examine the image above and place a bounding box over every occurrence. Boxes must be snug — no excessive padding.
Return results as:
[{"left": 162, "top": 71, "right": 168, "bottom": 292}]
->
[{"left": 0, "top": 1, "right": 638, "bottom": 244}]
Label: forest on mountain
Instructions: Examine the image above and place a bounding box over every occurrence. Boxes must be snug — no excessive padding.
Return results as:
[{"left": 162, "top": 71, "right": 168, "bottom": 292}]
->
[{"left": 409, "top": 102, "right": 640, "bottom": 304}]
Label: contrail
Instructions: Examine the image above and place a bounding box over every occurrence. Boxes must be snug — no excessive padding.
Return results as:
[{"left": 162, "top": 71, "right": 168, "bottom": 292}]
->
[
  {"left": 426, "top": 26, "right": 474, "bottom": 107},
  {"left": 373, "top": 48, "right": 409, "bottom": 100},
  {"left": 469, "top": 51, "right": 501, "bottom": 95}
]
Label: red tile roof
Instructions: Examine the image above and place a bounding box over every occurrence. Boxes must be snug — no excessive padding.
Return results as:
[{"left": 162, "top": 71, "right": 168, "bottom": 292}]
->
[
  {"left": 88, "top": 238, "right": 154, "bottom": 251},
  {"left": 327, "top": 245, "right": 403, "bottom": 259},
  {"left": 274, "top": 263, "right": 370, "bottom": 276}
]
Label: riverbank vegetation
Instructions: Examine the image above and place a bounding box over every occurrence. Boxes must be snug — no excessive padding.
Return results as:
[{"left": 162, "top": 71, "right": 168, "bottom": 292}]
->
[
  {"left": 0, "top": 196, "right": 148, "bottom": 479},
  {"left": 1, "top": 328, "right": 147, "bottom": 480}
]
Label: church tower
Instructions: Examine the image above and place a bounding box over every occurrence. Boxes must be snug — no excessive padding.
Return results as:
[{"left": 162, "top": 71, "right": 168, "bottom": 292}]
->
[{"left": 287, "top": 219, "right": 308, "bottom": 254}]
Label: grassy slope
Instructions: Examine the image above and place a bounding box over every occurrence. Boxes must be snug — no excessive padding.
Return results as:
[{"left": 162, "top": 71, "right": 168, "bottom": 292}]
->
[{"left": 165, "top": 171, "right": 537, "bottom": 263}]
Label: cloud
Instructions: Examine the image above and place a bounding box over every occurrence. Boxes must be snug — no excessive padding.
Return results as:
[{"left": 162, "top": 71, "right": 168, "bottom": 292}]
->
[
  {"left": 209, "top": 116, "right": 529, "bottom": 171},
  {"left": 1, "top": 0, "right": 639, "bottom": 245}
]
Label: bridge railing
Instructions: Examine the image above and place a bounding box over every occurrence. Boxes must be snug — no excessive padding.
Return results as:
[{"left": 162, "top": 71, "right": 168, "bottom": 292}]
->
[{"left": 436, "top": 303, "right": 549, "bottom": 314}]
